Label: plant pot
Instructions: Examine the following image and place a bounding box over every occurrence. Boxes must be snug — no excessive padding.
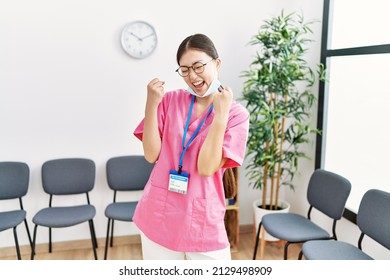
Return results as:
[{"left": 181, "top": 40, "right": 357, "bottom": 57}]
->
[{"left": 252, "top": 198, "right": 291, "bottom": 241}]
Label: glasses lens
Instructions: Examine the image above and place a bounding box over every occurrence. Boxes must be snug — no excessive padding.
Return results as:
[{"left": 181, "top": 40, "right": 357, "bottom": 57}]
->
[
  {"left": 192, "top": 62, "right": 205, "bottom": 74},
  {"left": 178, "top": 67, "right": 189, "bottom": 77}
]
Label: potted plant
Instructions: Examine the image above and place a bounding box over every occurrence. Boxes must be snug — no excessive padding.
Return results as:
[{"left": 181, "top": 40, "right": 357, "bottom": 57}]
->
[{"left": 240, "top": 11, "right": 326, "bottom": 239}]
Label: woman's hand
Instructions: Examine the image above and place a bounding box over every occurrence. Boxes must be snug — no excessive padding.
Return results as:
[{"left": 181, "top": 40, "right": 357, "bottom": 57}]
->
[
  {"left": 146, "top": 78, "right": 165, "bottom": 108},
  {"left": 212, "top": 85, "right": 233, "bottom": 122}
]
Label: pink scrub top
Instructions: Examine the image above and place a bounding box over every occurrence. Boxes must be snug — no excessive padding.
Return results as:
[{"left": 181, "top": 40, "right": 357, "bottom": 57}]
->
[{"left": 133, "top": 89, "right": 249, "bottom": 252}]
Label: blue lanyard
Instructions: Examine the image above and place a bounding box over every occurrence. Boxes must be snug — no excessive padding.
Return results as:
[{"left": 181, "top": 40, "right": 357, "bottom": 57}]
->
[{"left": 178, "top": 95, "right": 213, "bottom": 173}]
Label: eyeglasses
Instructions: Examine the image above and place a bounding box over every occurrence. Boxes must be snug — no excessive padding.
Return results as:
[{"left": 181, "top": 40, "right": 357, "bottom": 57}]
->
[{"left": 175, "top": 58, "right": 215, "bottom": 77}]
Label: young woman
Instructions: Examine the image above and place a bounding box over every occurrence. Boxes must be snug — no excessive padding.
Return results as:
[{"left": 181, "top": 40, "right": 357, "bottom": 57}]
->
[{"left": 133, "top": 33, "right": 249, "bottom": 260}]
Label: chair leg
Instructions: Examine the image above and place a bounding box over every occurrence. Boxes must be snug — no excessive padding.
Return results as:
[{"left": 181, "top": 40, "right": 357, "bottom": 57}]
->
[
  {"left": 284, "top": 241, "right": 291, "bottom": 260},
  {"left": 24, "top": 218, "right": 33, "bottom": 249},
  {"left": 298, "top": 250, "right": 304, "bottom": 260},
  {"left": 260, "top": 227, "right": 266, "bottom": 259},
  {"left": 88, "top": 220, "right": 98, "bottom": 260},
  {"left": 49, "top": 227, "right": 52, "bottom": 253},
  {"left": 110, "top": 220, "right": 115, "bottom": 247},
  {"left": 31, "top": 225, "right": 38, "bottom": 260},
  {"left": 13, "top": 227, "right": 21, "bottom": 260},
  {"left": 90, "top": 219, "right": 98, "bottom": 249},
  {"left": 104, "top": 218, "right": 112, "bottom": 260},
  {"left": 252, "top": 222, "right": 263, "bottom": 260}
]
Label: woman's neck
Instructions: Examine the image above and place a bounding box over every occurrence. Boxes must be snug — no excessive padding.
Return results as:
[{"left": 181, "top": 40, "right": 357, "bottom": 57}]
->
[{"left": 195, "top": 95, "right": 213, "bottom": 117}]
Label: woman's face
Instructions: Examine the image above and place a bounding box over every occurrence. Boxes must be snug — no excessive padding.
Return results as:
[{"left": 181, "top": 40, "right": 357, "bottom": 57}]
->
[{"left": 178, "top": 49, "right": 221, "bottom": 97}]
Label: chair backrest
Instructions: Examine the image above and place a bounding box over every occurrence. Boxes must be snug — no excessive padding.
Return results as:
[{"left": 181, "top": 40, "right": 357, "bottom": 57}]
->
[
  {"left": 42, "top": 158, "right": 95, "bottom": 195},
  {"left": 307, "top": 169, "right": 351, "bottom": 220},
  {"left": 0, "top": 161, "right": 29, "bottom": 200},
  {"left": 106, "top": 155, "right": 154, "bottom": 191},
  {"left": 357, "top": 189, "right": 390, "bottom": 250}
]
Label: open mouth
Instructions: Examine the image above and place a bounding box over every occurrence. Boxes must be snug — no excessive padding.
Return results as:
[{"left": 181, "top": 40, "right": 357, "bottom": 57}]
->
[{"left": 193, "top": 80, "right": 205, "bottom": 90}]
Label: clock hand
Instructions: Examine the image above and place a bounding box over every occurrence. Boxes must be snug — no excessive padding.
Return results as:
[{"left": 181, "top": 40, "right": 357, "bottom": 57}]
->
[
  {"left": 141, "top": 33, "right": 155, "bottom": 40},
  {"left": 130, "top": 32, "right": 142, "bottom": 41}
]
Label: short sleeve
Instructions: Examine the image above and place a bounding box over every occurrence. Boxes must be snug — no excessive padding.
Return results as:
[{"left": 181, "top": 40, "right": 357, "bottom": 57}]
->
[
  {"left": 133, "top": 119, "right": 146, "bottom": 141},
  {"left": 222, "top": 102, "right": 249, "bottom": 168}
]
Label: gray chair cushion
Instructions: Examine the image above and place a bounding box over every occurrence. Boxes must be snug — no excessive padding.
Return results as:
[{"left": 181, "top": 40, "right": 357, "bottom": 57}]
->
[
  {"left": 105, "top": 202, "right": 138, "bottom": 222},
  {"left": 262, "top": 213, "right": 330, "bottom": 242},
  {"left": 302, "top": 240, "right": 373, "bottom": 260},
  {"left": 0, "top": 210, "right": 26, "bottom": 231},
  {"left": 33, "top": 205, "right": 96, "bottom": 228}
]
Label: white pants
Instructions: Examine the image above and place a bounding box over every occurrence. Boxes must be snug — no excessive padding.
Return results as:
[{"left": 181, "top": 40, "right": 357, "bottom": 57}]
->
[{"left": 140, "top": 231, "right": 231, "bottom": 260}]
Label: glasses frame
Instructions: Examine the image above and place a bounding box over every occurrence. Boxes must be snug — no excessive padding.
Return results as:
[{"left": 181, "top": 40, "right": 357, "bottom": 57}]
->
[{"left": 175, "top": 58, "right": 215, "bottom": 77}]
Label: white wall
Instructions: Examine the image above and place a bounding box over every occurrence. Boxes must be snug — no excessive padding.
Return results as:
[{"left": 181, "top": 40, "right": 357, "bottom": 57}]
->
[{"left": 0, "top": 0, "right": 323, "bottom": 249}]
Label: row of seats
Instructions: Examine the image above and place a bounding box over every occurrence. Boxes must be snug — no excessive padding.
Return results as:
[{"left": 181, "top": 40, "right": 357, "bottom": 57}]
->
[
  {"left": 252, "top": 169, "right": 390, "bottom": 260},
  {"left": 0, "top": 156, "right": 154, "bottom": 260}
]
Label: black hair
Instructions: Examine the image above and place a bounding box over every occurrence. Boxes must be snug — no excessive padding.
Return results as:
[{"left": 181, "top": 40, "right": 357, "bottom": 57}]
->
[{"left": 176, "top": 33, "right": 219, "bottom": 65}]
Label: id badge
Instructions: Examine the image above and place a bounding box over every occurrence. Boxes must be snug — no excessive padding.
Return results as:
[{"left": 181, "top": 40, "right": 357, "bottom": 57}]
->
[{"left": 168, "top": 170, "right": 189, "bottom": 194}]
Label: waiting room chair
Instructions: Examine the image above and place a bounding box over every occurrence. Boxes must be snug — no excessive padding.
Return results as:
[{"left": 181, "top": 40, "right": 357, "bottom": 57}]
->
[
  {"left": 253, "top": 169, "right": 351, "bottom": 260},
  {"left": 300, "top": 189, "right": 390, "bottom": 259},
  {"left": 30, "top": 158, "right": 98, "bottom": 260},
  {"left": 0, "top": 161, "right": 33, "bottom": 259},
  {"left": 104, "top": 155, "right": 154, "bottom": 260}
]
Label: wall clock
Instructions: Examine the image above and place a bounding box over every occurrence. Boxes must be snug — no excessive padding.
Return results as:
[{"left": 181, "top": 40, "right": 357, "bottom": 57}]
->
[{"left": 121, "top": 20, "right": 158, "bottom": 59}]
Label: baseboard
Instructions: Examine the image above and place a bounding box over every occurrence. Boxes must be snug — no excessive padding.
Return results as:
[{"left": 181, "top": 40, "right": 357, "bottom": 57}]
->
[{"left": 0, "top": 225, "right": 253, "bottom": 258}]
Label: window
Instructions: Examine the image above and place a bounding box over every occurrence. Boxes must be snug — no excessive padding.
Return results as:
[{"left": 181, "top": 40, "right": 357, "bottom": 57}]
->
[{"left": 316, "top": 0, "right": 390, "bottom": 216}]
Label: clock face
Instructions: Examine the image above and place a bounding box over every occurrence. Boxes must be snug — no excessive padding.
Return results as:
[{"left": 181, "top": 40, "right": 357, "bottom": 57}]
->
[{"left": 121, "top": 21, "right": 158, "bottom": 59}]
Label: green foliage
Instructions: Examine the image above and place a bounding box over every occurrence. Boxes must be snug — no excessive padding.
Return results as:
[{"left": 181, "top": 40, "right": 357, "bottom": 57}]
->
[{"left": 240, "top": 10, "right": 325, "bottom": 208}]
